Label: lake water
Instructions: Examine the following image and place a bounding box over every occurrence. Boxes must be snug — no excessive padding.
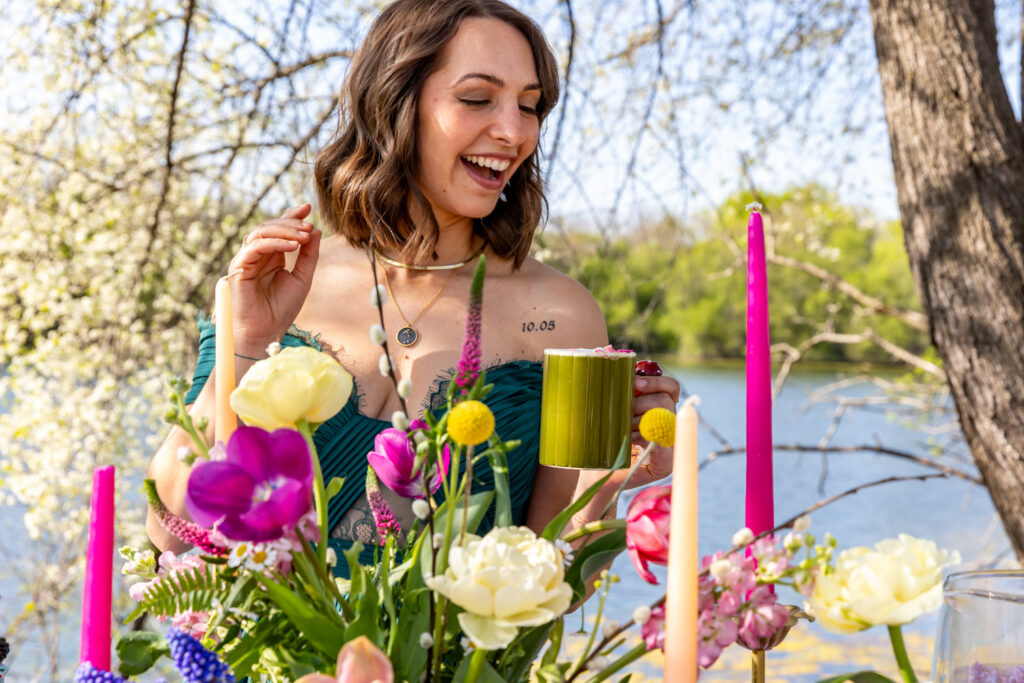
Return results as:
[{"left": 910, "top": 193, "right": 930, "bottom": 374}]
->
[{"left": 0, "top": 363, "right": 1012, "bottom": 681}]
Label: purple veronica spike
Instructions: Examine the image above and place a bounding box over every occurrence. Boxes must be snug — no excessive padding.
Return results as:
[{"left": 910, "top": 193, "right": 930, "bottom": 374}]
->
[
  {"left": 368, "top": 490, "right": 402, "bottom": 540},
  {"left": 74, "top": 663, "right": 126, "bottom": 683},
  {"left": 185, "top": 426, "right": 314, "bottom": 542},
  {"left": 167, "top": 628, "right": 236, "bottom": 683},
  {"left": 367, "top": 421, "right": 450, "bottom": 499},
  {"left": 455, "top": 257, "right": 485, "bottom": 390}
]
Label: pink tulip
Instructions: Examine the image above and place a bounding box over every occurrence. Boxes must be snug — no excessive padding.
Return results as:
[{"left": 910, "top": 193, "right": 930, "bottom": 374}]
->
[
  {"left": 625, "top": 485, "right": 671, "bottom": 584},
  {"left": 294, "top": 676, "right": 335, "bottom": 683},
  {"left": 335, "top": 636, "right": 394, "bottom": 683}
]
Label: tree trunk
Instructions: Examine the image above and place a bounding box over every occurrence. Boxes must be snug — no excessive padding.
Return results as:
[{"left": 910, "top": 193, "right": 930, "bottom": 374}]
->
[{"left": 868, "top": 0, "right": 1024, "bottom": 560}]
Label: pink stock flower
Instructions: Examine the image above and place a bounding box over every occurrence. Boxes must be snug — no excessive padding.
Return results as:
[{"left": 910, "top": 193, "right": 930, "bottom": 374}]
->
[
  {"left": 641, "top": 605, "right": 666, "bottom": 652},
  {"left": 367, "top": 421, "right": 450, "bottom": 499},
  {"left": 625, "top": 485, "right": 671, "bottom": 584},
  {"left": 144, "top": 480, "right": 228, "bottom": 556},
  {"left": 697, "top": 608, "right": 739, "bottom": 668}
]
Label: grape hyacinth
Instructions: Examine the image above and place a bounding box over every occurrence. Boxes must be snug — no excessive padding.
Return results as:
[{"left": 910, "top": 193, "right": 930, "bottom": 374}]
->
[
  {"left": 74, "top": 663, "right": 126, "bottom": 682},
  {"left": 167, "top": 628, "right": 236, "bottom": 683},
  {"left": 455, "top": 256, "right": 485, "bottom": 391},
  {"left": 144, "top": 479, "right": 227, "bottom": 556}
]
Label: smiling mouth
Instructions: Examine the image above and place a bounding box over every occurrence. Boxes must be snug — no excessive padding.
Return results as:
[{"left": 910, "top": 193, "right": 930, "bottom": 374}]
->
[{"left": 462, "top": 155, "right": 511, "bottom": 181}]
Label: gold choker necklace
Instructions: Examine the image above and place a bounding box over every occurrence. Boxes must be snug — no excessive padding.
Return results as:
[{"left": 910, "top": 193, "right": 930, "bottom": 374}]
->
[{"left": 374, "top": 244, "right": 485, "bottom": 271}]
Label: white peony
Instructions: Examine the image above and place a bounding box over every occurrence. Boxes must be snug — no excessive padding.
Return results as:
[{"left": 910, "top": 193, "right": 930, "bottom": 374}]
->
[
  {"left": 808, "top": 533, "right": 959, "bottom": 634},
  {"left": 425, "top": 526, "right": 573, "bottom": 649}
]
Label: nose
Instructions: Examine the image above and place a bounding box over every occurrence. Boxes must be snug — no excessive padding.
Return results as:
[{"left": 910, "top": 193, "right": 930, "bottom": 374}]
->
[{"left": 490, "top": 99, "right": 527, "bottom": 148}]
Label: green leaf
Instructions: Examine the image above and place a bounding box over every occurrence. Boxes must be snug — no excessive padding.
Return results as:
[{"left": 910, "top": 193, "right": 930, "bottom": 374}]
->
[
  {"left": 540, "top": 437, "right": 629, "bottom": 542},
  {"left": 325, "top": 476, "right": 345, "bottom": 502},
  {"left": 564, "top": 529, "right": 627, "bottom": 599},
  {"left": 817, "top": 672, "right": 899, "bottom": 683},
  {"left": 485, "top": 435, "right": 512, "bottom": 528},
  {"left": 540, "top": 618, "right": 563, "bottom": 667},
  {"left": 496, "top": 622, "right": 553, "bottom": 681},
  {"left": 345, "top": 563, "right": 384, "bottom": 645},
  {"left": 535, "top": 662, "right": 572, "bottom": 682},
  {"left": 205, "top": 573, "right": 255, "bottom": 634},
  {"left": 253, "top": 574, "right": 345, "bottom": 656},
  {"left": 391, "top": 533, "right": 431, "bottom": 679},
  {"left": 453, "top": 652, "right": 505, "bottom": 683},
  {"left": 116, "top": 631, "right": 169, "bottom": 676}
]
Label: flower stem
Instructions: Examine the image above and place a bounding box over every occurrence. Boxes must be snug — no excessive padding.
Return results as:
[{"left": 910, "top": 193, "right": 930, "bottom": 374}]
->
[
  {"left": 585, "top": 642, "right": 648, "bottom": 683},
  {"left": 567, "top": 576, "right": 611, "bottom": 679},
  {"left": 887, "top": 625, "right": 918, "bottom": 683},
  {"left": 464, "top": 647, "right": 487, "bottom": 683},
  {"left": 751, "top": 650, "right": 766, "bottom": 683},
  {"left": 296, "top": 418, "right": 328, "bottom": 565},
  {"left": 561, "top": 519, "right": 626, "bottom": 543}
]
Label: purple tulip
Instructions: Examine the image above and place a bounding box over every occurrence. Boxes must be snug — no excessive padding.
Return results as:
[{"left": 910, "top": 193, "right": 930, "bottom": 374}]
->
[
  {"left": 186, "top": 426, "right": 314, "bottom": 542},
  {"left": 366, "top": 420, "right": 450, "bottom": 499}
]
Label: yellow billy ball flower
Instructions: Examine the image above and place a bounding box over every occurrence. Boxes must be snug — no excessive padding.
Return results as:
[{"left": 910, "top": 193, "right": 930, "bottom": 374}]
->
[
  {"left": 639, "top": 407, "right": 676, "bottom": 447},
  {"left": 448, "top": 400, "right": 495, "bottom": 446}
]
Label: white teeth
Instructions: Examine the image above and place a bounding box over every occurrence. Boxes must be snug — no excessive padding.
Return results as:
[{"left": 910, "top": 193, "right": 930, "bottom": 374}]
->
[{"left": 463, "top": 155, "right": 511, "bottom": 172}]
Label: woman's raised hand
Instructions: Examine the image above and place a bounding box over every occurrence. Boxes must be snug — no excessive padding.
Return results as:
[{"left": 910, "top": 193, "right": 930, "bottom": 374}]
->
[
  {"left": 225, "top": 203, "right": 321, "bottom": 356},
  {"left": 629, "top": 373, "right": 681, "bottom": 484}
]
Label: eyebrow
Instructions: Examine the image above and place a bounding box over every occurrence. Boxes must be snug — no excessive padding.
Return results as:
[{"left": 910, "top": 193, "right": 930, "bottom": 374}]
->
[{"left": 454, "top": 72, "right": 542, "bottom": 91}]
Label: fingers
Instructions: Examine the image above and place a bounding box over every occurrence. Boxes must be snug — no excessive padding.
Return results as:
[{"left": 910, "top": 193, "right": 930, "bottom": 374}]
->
[
  {"left": 634, "top": 375, "right": 680, "bottom": 403},
  {"left": 290, "top": 228, "right": 321, "bottom": 287},
  {"left": 282, "top": 203, "right": 312, "bottom": 220},
  {"left": 232, "top": 205, "right": 316, "bottom": 275}
]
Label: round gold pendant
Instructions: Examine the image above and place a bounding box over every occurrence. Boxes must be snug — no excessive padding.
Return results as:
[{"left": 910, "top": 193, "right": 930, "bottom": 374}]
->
[{"left": 396, "top": 326, "right": 418, "bottom": 347}]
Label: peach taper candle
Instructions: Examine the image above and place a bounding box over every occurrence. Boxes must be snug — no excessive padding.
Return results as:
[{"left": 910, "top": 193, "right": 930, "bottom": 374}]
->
[
  {"left": 214, "top": 276, "right": 237, "bottom": 443},
  {"left": 664, "top": 395, "right": 699, "bottom": 682}
]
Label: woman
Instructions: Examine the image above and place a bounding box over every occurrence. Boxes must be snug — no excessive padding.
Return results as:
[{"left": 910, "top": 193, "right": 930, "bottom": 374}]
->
[{"left": 146, "top": 0, "right": 679, "bottom": 566}]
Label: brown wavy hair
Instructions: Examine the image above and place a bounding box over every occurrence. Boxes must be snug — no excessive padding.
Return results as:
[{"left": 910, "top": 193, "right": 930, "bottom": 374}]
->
[{"left": 313, "top": 0, "right": 559, "bottom": 269}]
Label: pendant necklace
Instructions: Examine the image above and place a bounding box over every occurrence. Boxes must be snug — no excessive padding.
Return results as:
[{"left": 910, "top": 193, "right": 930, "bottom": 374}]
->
[{"left": 377, "top": 255, "right": 460, "bottom": 347}]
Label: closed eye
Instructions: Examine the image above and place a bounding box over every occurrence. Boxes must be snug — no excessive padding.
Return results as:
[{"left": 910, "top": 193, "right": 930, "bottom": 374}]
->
[{"left": 459, "top": 98, "right": 489, "bottom": 106}]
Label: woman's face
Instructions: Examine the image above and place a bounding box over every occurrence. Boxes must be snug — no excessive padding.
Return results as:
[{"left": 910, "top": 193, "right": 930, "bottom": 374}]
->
[{"left": 415, "top": 17, "right": 541, "bottom": 229}]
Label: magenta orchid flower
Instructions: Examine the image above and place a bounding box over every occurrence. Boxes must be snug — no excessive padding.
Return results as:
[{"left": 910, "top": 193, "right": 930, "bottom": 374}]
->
[
  {"left": 625, "top": 485, "right": 672, "bottom": 584},
  {"left": 186, "top": 426, "right": 314, "bottom": 542},
  {"left": 366, "top": 420, "right": 450, "bottom": 499}
]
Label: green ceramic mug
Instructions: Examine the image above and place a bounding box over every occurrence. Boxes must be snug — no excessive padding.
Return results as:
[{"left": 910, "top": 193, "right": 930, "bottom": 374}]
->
[{"left": 539, "top": 348, "right": 636, "bottom": 469}]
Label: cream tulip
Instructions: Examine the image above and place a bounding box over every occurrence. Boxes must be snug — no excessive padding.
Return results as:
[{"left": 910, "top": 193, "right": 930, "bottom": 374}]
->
[{"left": 230, "top": 346, "right": 352, "bottom": 429}]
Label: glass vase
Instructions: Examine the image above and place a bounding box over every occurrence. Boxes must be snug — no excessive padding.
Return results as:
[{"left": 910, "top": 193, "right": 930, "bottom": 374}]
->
[{"left": 932, "top": 569, "right": 1024, "bottom": 683}]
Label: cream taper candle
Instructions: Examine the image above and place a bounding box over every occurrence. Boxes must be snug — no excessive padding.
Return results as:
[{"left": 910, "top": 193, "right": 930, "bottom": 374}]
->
[
  {"left": 214, "top": 276, "right": 236, "bottom": 443},
  {"left": 664, "top": 395, "right": 699, "bottom": 682}
]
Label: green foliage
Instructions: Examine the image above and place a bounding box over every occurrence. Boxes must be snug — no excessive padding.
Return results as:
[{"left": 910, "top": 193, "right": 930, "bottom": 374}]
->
[
  {"left": 544, "top": 184, "right": 930, "bottom": 364},
  {"left": 125, "top": 563, "right": 232, "bottom": 623}
]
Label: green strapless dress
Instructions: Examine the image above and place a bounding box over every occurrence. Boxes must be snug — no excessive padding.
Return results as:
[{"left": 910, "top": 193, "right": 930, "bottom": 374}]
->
[{"left": 183, "top": 318, "right": 543, "bottom": 575}]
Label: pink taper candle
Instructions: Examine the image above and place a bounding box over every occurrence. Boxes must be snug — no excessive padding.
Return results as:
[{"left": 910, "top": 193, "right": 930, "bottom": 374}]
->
[
  {"left": 214, "top": 276, "right": 237, "bottom": 443},
  {"left": 664, "top": 396, "right": 699, "bottom": 682},
  {"left": 745, "top": 203, "right": 774, "bottom": 537},
  {"left": 80, "top": 465, "right": 114, "bottom": 670}
]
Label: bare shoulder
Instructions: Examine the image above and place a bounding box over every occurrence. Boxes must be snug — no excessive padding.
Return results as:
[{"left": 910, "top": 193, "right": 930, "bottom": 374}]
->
[{"left": 501, "top": 256, "right": 608, "bottom": 352}]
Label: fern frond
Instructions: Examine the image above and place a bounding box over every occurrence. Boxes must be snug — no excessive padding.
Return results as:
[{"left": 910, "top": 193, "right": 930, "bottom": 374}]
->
[{"left": 134, "top": 563, "right": 233, "bottom": 619}]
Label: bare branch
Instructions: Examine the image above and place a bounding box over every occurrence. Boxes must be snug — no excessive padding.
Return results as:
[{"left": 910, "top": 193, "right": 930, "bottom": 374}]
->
[
  {"left": 167, "top": 98, "right": 339, "bottom": 328},
  {"left": 545, "top": 0, "right": 575, "bottom": 181},
  {"left": 769, "top": 253, "right": 929, "bottom": 331},
  {"left": 702, "top": 442, "right": 981, "bottom": 485},
  {"left": 134, "top": 0, "right": 198, "bottom": 292}
]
